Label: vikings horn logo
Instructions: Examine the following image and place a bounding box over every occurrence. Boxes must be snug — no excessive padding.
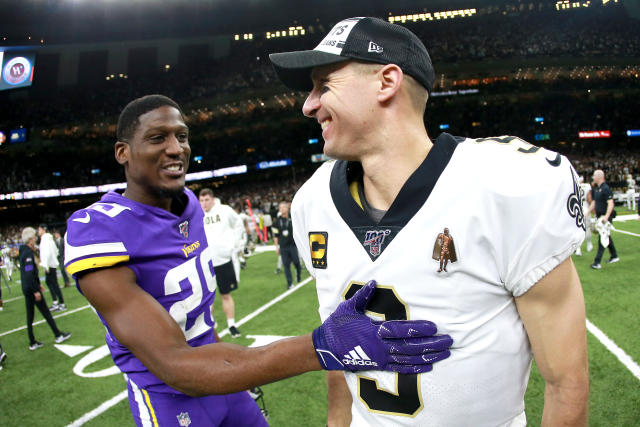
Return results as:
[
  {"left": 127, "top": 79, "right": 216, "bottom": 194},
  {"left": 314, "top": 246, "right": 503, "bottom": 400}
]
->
[
  {"left": 363, "top": 230, "right": 391, "bottom": 257},
  {"left": 178, "top": 220, "right": 189, "bottom": 239}
]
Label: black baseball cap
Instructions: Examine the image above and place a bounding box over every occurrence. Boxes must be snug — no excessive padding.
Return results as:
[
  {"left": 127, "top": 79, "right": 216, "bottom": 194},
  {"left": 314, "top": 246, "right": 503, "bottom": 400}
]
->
[{"left": 269, "top": 17, "right": 434, "bottom": 93}]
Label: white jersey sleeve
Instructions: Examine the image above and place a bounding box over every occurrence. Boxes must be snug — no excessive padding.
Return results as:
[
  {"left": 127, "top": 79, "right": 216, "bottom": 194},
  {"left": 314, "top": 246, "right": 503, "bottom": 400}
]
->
[{"left": 465, "top": 137, "right": 585, "bottom": 296}]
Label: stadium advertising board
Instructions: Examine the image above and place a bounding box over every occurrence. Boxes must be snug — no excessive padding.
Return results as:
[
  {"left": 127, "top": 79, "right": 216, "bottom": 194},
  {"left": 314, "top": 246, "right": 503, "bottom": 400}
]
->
[
  {"left": 0, "top": 50, "right": 36, "bottom": 91},
  {"left": 578, "top": 130, "right": 610, "bottom": 139},
  {"left": 256, "top": 159, "right": 292, "bottom": 170},
  {"left": 212, "top": 164, "right": 248, "bottom": 177}
]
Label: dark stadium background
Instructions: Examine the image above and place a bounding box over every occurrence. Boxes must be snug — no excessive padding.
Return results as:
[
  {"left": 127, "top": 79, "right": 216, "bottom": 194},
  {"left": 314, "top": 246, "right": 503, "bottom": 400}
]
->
[
  {"left": 1, "top": 1, "right": 639, "bottom": 426},
  {"left": 1, "top": 0, "right": 639, "bottom": 231}
]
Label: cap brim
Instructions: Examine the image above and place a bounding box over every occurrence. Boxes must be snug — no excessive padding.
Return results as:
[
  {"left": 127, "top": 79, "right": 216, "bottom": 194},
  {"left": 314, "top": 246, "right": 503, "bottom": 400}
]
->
[{"left": 269, "top": 50, "right": 349, "bottom": 91}]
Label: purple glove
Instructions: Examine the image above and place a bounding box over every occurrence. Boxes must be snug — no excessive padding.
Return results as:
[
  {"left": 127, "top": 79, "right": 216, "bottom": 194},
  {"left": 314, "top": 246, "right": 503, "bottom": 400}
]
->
[{"left": 312, "top": 280, "right": 452, "bottom": 374}]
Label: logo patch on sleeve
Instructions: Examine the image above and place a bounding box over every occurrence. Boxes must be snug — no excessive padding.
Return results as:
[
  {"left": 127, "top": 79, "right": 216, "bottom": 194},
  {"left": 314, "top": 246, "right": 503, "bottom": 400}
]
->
[
  {"left": 567, "top": 169, "right": 585, "bottom": 231},
  {"left": 309, "top": 232, "right": 328, "bottom": 269}
]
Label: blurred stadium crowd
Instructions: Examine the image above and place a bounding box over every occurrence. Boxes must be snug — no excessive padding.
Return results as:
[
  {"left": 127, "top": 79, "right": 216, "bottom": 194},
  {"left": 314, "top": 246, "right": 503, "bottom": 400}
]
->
[{"left": 0, "top": 3, "right": 639, "bottom": 236}]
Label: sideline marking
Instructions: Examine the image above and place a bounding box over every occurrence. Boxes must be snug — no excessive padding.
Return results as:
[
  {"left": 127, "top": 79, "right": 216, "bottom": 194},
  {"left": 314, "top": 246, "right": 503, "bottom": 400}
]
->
[
  {"left": 66, "top": 390, "right": 128, "bottom": 427},
  {"left": 0, "top": 305, "right": 91, "bottom": 337},
  {"left": 586, "top": 319, "right": 640, "bottom": 381},
  {"left": 613, "top": 228, "right": 640, "bottom": 238},
  {"left": 66, "top": 277, "right": 313, "bottom": 425},
  {"left": 219, "top": 276, "right": 312, "bottom": 337}
]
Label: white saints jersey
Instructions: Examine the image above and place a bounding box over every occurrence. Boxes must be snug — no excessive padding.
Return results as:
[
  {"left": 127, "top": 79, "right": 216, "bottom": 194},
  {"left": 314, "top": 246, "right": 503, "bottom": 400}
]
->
[
  {"left": 202, "top": 202, "right": 241, "bottom": 266},
  {"left": 292, "top": 133, "right": 585, "bottom": 427}
]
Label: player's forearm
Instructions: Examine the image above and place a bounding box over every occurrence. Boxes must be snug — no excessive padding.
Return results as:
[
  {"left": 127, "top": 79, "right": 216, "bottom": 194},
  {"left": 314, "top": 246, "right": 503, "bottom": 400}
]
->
[
  {"left": 542, "top": 380, "right": 589, "bottom": 427},
  {"left": 327, "top": 371, "right": 353, "bottom": 427},
  {"left": 168, "top": 334, "right": 321, "bottom": 396}
]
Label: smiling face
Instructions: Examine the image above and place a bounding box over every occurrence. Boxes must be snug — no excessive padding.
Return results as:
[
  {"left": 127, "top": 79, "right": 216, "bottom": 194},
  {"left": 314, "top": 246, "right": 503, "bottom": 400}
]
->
[
  {"left": 302, "top": 61, "right": 380, "bottom": 160},
  {"left": 116, "top": 105, "right": 190, "bottom": 209}
]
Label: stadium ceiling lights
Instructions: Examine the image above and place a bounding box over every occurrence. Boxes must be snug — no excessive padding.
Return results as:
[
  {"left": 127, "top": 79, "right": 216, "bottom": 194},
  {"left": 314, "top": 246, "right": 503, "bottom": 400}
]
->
[{"left": 388, "top": 9, "right": 476, "bottom": 23}]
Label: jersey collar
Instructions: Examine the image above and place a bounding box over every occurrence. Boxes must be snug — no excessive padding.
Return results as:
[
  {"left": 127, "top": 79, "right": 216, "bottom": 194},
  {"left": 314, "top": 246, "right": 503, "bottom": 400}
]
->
[{"left": 329, "top": 133, "right": 461, "bottom": 261}]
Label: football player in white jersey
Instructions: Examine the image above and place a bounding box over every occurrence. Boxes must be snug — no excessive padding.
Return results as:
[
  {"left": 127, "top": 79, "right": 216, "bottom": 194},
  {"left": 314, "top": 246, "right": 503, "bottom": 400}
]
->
[
  {"left": 271, "top": 17, "right": 589, "bottom": 427},
  {"left": 199, "top": 188, "right": 243, "bottom": 338}
]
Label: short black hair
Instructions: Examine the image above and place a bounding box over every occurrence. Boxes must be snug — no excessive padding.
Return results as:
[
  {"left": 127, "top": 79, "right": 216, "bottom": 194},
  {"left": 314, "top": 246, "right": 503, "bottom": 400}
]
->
[{"left": 117, "top": 94, "right": 184, "bottom": 142}]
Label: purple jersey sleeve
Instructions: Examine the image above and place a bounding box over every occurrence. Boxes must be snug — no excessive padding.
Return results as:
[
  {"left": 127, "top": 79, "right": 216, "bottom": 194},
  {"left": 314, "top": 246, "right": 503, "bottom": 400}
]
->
[{"left": 66, "top": 189, "right": 217, "bottom": 394}]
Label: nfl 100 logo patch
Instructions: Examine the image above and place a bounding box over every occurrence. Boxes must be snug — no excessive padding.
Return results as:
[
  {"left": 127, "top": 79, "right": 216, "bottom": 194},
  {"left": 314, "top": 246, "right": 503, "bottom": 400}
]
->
[{"left": 363, "top": 229, "right": 391, "bottom": 257}]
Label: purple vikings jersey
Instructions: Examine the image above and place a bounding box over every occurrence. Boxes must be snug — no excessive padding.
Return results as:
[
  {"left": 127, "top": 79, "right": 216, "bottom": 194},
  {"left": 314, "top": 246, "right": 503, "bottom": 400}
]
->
[{"left": 65, "top": 189, "right": 217, "bottom": 394}]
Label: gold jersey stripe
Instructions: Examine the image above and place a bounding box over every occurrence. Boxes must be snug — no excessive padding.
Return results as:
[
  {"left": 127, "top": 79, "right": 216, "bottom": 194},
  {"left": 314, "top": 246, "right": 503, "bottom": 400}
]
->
[
  {"left": 141, "top": 388, "right": 159, "bottom": 427},
  {"left": 349, "top": 180, "right": 363, "bottom": 210},
  {"left": 66, "top": 255, "right": 130, "bottom": 276}
]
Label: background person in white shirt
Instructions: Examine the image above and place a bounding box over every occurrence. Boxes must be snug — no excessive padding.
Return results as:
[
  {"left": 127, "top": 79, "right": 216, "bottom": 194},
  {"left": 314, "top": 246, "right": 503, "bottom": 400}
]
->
[
  {"left": 199, "top": 189, "right": 243, "bottom": 338},
  {"left": 37, "top": 224, "right": 66, "bottom": 311}
]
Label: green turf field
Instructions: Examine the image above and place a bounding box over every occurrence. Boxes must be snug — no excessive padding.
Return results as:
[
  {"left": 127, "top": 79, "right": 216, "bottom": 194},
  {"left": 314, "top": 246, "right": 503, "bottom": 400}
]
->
[{"left": 0, "top": 216, "right": 639, "bottom": 426}]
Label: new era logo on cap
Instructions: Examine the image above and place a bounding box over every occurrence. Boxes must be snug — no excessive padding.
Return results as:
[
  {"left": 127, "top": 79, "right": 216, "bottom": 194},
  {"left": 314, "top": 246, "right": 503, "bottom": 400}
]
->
[
  {"left": 368, "top": 41, "right": 383, "bottom": 53},
  {"left": 342, "top": 345, "right": 378, "bottom": 367}
]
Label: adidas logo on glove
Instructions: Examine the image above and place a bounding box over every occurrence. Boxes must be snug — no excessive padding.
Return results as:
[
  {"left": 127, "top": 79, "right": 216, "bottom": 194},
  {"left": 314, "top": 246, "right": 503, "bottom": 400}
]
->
[{"left": 342, "top": 345, "right": 378, "bottom": 367}]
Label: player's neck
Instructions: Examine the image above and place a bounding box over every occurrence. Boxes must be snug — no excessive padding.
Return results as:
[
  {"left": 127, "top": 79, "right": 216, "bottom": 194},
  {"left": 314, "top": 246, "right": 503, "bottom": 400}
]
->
[
  {"left": 123, "top": 187, "right": 172, "bottom": 212},
  {"left": 359, "top": 133, "right": 433, "bottom": 211}
]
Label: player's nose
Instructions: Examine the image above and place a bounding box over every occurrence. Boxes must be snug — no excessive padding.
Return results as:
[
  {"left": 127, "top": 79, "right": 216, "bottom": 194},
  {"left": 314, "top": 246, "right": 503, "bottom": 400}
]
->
[
  {"left": 165, "top": 134, "right": 185, "bottom": 155},
  {"left": 302, "top": 88, "right": 321, "bottom": 118}
]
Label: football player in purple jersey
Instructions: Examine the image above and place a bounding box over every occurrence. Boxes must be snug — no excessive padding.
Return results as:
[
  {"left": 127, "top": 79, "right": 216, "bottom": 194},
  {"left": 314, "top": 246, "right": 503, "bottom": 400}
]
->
[{"left": 64, "top": 95, "right": 452, "bottom": 426}]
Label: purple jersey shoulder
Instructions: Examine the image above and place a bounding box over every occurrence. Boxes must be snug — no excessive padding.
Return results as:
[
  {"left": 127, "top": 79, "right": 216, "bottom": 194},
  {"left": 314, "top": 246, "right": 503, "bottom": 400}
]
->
[{"left": 66, "top": 189, "right": 217, "bottom": 394}]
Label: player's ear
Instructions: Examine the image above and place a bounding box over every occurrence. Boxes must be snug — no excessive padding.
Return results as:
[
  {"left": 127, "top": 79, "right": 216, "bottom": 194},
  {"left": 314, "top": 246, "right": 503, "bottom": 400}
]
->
[
  {"left": 114, "top": 141, "right": 130, "bottom": 166},
  {"left": 377, "top": 64, "right": 403, "bottom": 103}
]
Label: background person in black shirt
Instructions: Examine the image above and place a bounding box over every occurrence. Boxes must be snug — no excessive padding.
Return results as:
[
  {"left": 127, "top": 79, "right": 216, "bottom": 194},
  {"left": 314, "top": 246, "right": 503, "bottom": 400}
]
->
[
  {"left": 272, "top": 201, "right": 301, "bottom": 289},
  {"left": 589, "top": 170, "right": 619, "bottom": 269},
  {"left": 19, "top": 227, "right": 71, "bottom": 350}
]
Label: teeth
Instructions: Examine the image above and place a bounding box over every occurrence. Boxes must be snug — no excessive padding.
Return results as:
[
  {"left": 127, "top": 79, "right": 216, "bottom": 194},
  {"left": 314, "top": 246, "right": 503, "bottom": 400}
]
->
[
  {"left": 166, "top": 165, "right": 181, "bottom": 171},
  {"left": 321, "top": 119, "right": 331, "bottom": 130}
]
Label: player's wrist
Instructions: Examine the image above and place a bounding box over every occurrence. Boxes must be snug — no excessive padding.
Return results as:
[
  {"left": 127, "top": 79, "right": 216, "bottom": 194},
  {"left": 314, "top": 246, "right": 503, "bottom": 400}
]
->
[{"left": 312, "top": 326, "right": 344, "bottom": 370}]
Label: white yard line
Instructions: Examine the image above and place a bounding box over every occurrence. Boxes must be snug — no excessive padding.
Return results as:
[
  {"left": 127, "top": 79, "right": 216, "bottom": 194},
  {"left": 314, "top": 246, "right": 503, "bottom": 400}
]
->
[
  {"left": 612, "top": 228, "right": 640, "bottom": 238},
  {"left": 0, "top": 305, "right": 92, "bottom": 337},
  {"left": 219, "top": 276, "right": 312, "bottom": 337},
  {"left": 66, "top": 277, "right": 313, "bottom": 425},
  {"left": 65, "top": 390, "right": 129, "bottom": 427},
  {"left": 586, "top": 319, "right": 640, "bottom": 381}
]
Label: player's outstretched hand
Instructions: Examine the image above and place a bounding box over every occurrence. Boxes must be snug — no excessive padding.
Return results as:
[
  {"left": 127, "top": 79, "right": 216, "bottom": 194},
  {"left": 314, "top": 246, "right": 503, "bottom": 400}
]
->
[{"left": 312, "top": 280, "right": 452, "bottom": 373}]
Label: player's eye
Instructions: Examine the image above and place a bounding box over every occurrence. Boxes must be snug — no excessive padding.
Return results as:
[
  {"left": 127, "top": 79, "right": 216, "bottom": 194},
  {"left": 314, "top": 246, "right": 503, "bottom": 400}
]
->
[
  {"left": 149, "top": 134, "right": 165, "bottom": 143},
  {"left": 177, "top": 133, "right": 189, "bottom": 142}
]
